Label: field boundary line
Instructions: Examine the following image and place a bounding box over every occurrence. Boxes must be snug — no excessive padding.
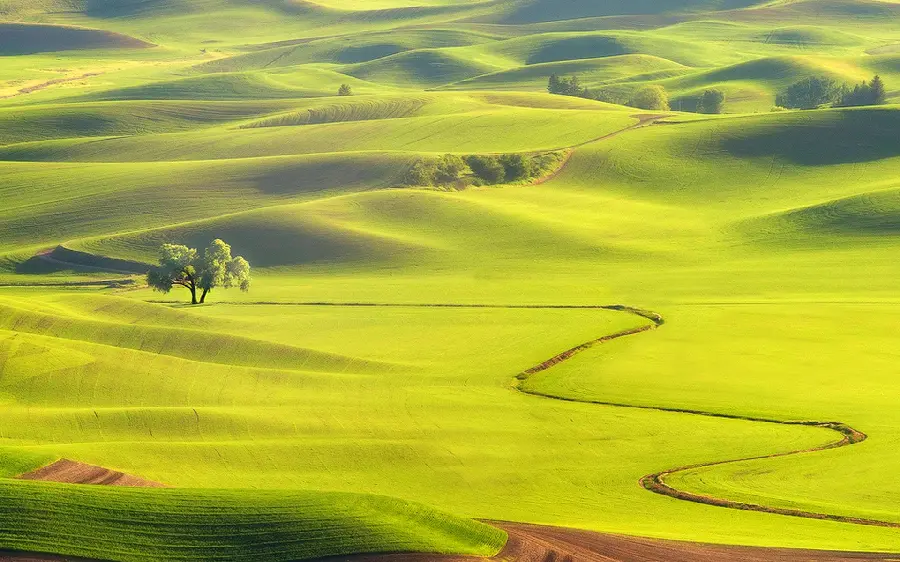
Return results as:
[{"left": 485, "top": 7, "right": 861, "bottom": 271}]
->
[{"left": 511, "top": 305, "right": 898, "bottom": 529}]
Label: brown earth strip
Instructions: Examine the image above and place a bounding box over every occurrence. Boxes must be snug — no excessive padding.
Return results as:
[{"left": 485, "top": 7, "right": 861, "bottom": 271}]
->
[
  {"left": 315, "top": 521, "right": 900, "bottom": 562},
  {"left": 18, "top": 459, "right": 166, "bottom": 488},
  {"left": 529, "top": 149, "right": 573, "bottom": 186}
]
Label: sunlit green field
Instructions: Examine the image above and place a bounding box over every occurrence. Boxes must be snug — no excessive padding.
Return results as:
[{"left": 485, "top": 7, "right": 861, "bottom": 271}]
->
[{"left": 2, "top": 0, "right": 900, "bottom": 559}]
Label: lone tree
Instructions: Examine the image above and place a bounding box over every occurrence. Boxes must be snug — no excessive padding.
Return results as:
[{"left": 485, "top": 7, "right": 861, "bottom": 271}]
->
[
  {"left": 338, "top": 84, "right": 353, "bottom": 96},
  {"left": 628, "top": 85, "right": 670, "bottom": 111},
  {"left": 147, "top": 239, "right": 250, "bottom": 304}
]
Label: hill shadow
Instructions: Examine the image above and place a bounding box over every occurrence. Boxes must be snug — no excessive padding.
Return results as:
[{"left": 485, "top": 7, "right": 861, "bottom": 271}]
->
[
  {"left": 721, "top": 109, "right": 900, "bottom": 166},
  {"left": 16, "top": 246, "right": 149, "bottom": 275}
]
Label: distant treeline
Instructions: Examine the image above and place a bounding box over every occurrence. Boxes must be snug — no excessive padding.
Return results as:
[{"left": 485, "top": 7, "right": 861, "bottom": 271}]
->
[
  {"left": 405, "top": 152, "right": 565, "bottom": 188},
  {"left": 776, "top": 75, "right": 887, "bottom": 110},
  {"left": 548, "top": 74, "right": 724, "bottom": 114}
]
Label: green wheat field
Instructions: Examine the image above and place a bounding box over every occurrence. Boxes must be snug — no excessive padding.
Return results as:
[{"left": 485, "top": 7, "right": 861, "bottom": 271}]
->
[{"left": 2, "top": 0, "right": 900, "bottom": 560}]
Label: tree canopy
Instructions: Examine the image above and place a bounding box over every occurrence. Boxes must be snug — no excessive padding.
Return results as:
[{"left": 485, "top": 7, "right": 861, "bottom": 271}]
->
[
  {"left": 147, "top": 239, "right": 250, "bottom": 304},
  {"left": 837, "top": 75, "right": 887, "bottom": 107},
  {"left": 548, "top": 74, "right": 586, "bottom": 97},
  {"left": 777, "top": 74, "right": 888, "bottom": 110},
  {"left": 776, "top": 76, "right": 841, "bottom": 109},
  {"left": 697, "top": 89, "right": 726, "bottom": 114},
  {"left": 628, "top": 85, "right": 670, "bottom": 111}
]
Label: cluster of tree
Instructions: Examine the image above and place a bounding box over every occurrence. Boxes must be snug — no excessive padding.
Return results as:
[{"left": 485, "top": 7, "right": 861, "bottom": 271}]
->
[
  {"left": 147, "top": 239, "right": 251, "bottom": 304},
  {"left": 548, "top": 74, "right": 587, "bottom": 97},
  {"left": 548, "top": 75, "right": 726, "bottom": 114},
  {"left": 405, "top": 152, "right": 560, "bottom": 188},
  {"left": 776, "top": 75, "right": 886, "bottom": 110},
  {"left": 836, "top": 75, "right": 886, "bottom": 107},
  {"left": 338, "top": 84, "right": 353, "bottom": 96}
]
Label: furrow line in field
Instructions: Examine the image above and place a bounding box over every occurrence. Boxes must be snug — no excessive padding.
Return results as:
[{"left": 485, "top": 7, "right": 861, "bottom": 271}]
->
[{"left": 513, "top": 305, "right": 895, "bottom": 529}]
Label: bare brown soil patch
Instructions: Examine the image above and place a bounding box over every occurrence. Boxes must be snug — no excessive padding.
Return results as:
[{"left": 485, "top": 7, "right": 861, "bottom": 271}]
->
[
  {"left": 17, "top": 459, "right": 166, "bottom": 488},
  {"left": 314, "top": 521, "right": 900, "bottom": 562}
]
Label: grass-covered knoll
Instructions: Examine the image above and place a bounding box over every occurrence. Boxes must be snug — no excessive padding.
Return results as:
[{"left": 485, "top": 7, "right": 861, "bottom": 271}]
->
[
  {"left": 77, "top": 72, "right": 336, "bottom": 101},
  {"left": 491, "top": 0, "right": 773, "bottom": 24},
  {"left": 0, "top": 152, "right": 416, "bottom": 254},
  {"left": 345, "top": 50, "right": 502, "bottom": 88},
  {"left": 445, "top": 55, "right": 689, "bottom": 92},
  {"left": 0, "top": 105, "right": 636, "bottom": 163},
  {"left": 0, "top": 480, "right": 505, "bottom": 561},
  {"left": 0, "top": 101, "right": 295, "bottom": 144},
  {"left": 196, "top": 29, "right": 498, "bottom": 73},
  {"left": 0, "top": 22, "right": 151, "bottom": 55}
]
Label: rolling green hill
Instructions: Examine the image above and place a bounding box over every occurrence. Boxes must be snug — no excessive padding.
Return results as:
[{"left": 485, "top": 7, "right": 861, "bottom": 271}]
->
[{"left": 3, "top": 0, "right": 900, "bottom": 560}]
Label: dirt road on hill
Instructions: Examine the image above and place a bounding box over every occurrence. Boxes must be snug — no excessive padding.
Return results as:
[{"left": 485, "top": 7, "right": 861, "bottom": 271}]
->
[{"left": 316, "top": 521, "right": 900, "bottom": 562}]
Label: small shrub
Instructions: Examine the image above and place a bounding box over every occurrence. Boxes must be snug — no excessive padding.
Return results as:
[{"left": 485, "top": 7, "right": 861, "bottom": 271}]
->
[
  {"left": 338, "top": 84, "right": 353, "bottom": 96},
  {"left": 405, "top": 159, "right": 437, "bottom": 186},
  {"left": 434, "top": 154, "right": 468, "bottom": 185},
  {"left": 499, "top": 153, "right": 533, "bottom": 182},
  {"left": 465, "top": 155, "right": 506, "bottom": 185}
]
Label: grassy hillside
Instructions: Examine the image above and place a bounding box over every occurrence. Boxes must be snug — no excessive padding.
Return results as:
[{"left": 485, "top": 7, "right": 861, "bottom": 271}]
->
[{"left": 3, "top": 0, "right": 900, "bottom": 559}]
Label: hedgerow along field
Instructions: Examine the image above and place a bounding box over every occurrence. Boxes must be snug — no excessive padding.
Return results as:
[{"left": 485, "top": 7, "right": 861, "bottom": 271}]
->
[{"left": 2, "top": 0, "right": 900, "bottom": 559}]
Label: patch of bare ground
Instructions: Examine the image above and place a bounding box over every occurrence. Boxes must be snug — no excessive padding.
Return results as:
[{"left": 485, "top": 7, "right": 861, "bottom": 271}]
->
[
  {"left": 314, "top": 522, "right": 900, "bottom": 562},
  {"left": 17, "top": 459, "right": 166, "bottom": 488}
]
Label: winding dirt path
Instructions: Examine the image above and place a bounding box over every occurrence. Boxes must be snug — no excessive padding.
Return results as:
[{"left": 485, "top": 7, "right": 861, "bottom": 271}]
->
[
  {"left": 208, "top": 301, "right": 889, "bottom": 527},
  {"left": 6, "top": 302, "right": 898, "bottom": 562},
  {"left": 528, "top": 114, "right": 667, "bottom": 186},
  {"left": 513, "top": 306, "right": 896, "bottom": 529}
]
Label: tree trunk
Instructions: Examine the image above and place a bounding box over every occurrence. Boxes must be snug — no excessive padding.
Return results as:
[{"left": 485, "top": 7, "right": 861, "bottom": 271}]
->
[
  {"left": 199, "top": 288, "right": 209, "bottom": 304},
  {"left": 189, "top": 283, "right": 198, "bottom": 305}
]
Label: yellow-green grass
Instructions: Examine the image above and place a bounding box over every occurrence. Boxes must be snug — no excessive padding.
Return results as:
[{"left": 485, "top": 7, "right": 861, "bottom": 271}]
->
[
  {"left": 443, "top": 55, "right": 690, "bottom": 92},
  {"left": 491, "top": 0, "right": 774, "bottom": 25},
  {"left": 195, "top": 29, "right": 499, "bottom": 73},
  {"left": 0, "top": 100, "right": 298, "bottom": 145},
  {"left": 3, "top": 294, "right": 899, "bottom": 553},
  {"left": 0, "top": 151, "right": 420, "bottom": 256},
  {"left": 4, "top": 0, "right": 900, "bottom": 558},
  {"left": 0, "top": 478, "right": 506, "bottom": 561},
  {"left": 0, "top": 106, "right": 637, "bottom": 163}
]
